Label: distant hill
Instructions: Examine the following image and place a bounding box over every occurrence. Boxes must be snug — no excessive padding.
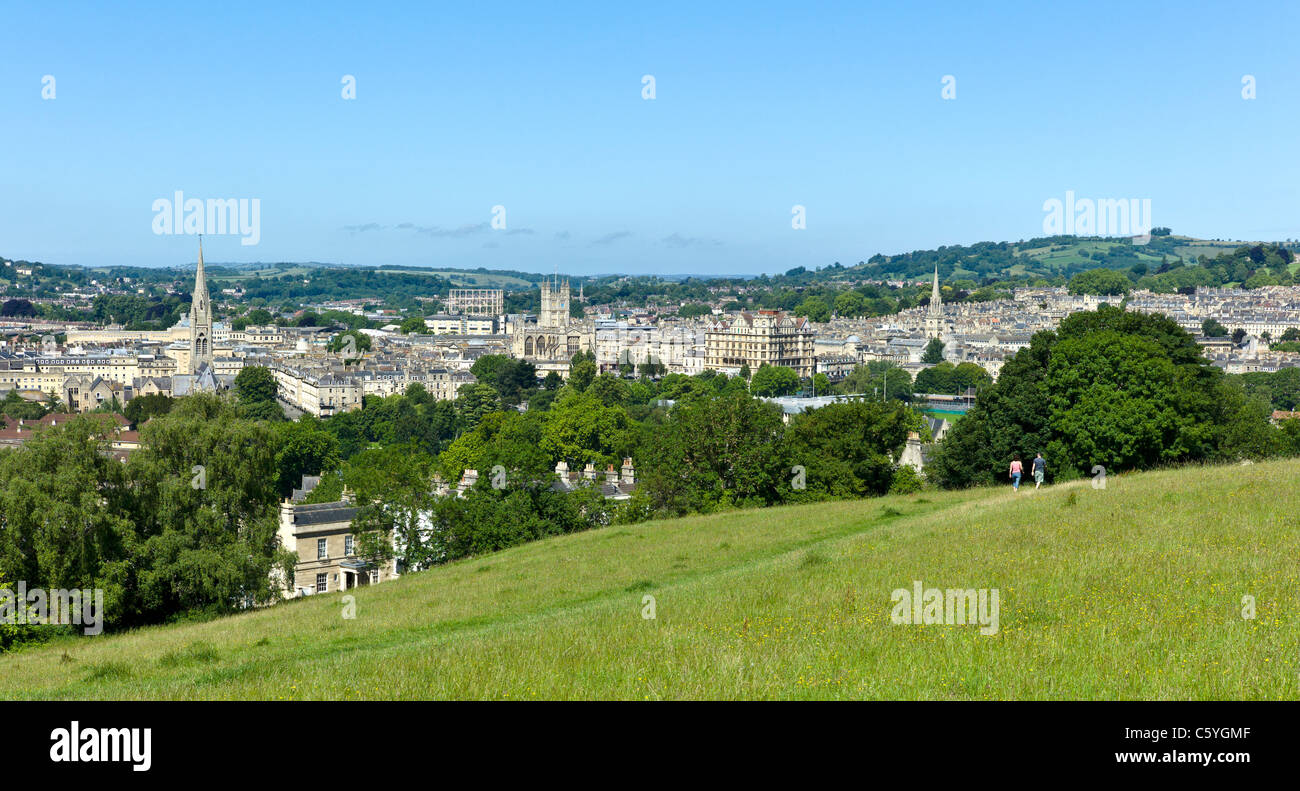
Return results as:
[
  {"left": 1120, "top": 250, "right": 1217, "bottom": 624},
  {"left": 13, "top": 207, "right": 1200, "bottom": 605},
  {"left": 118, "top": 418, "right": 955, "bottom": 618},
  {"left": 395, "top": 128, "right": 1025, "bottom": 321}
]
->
[
  {"left": 206, "top": 263, "right": 546, "bottom": 290},
  {"left": 6, "top": 233, "right": 1299, "bottom": 307},
  {"left": 2, "top": 459, "right": 1294, "bottom": 700},
  {"left": 821, "top": 233, "right": 1300, "bottom": 285}
]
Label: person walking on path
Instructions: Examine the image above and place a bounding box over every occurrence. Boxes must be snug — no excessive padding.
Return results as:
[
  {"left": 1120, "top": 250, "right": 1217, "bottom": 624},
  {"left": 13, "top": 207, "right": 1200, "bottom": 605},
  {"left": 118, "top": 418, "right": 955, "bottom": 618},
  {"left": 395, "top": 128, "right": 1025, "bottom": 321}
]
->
[
  {"left": 1032, "top": 453, "right": 1046, "bottom": 490},
  {"left": 1009, "top": 455, "right": 1023, "bottom": 491}
]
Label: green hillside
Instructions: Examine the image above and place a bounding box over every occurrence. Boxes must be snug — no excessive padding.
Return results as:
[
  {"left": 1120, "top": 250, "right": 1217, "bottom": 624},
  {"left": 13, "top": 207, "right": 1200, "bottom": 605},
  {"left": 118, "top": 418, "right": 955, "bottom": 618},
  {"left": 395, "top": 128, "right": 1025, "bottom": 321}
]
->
[
  {"left": 840, "top": 234, "right": 1300, "bottom": 285},
  {"left": 2, "top": 460, "right": 1296, "bottom": 700}
]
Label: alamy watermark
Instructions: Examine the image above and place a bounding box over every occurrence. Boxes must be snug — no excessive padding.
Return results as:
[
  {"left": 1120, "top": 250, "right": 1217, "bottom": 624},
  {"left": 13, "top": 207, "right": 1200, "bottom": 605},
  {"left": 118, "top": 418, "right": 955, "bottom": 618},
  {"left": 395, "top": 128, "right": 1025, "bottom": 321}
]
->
[
  {"left": 1, "top": 582, "right": 103, "bottom": 635},
  {"left": 152, "top": 190, "right": 261, "bottom": 245},
  {"left": 890, "top": 579, "right": 999, "bottom": 635},
  {"left": 50, "top": 721, "right": 151, "bottom": 772},
  {"left": 1042, "top": 190, "right": 1152, "bottom": 245}
]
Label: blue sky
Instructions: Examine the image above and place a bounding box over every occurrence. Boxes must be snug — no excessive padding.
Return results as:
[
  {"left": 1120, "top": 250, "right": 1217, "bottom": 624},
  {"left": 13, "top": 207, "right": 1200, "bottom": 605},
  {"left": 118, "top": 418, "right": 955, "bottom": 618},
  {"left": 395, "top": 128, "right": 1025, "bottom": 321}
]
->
[{"left": 2, "top": 0, "right": 1297, "bottom": 275}]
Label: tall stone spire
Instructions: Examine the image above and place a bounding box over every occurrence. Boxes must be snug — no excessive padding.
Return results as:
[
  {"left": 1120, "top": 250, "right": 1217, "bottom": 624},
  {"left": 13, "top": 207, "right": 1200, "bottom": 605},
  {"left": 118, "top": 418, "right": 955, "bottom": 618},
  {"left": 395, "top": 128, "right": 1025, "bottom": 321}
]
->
[
  {"left": 189, "top": 237, "right": 213, "bottom": 374},
  {"left": 925, "top": 265, "right": 943, "bottom": 339},
  {"left": 194, "top": 237, "right": 209, "bottom": 306}
]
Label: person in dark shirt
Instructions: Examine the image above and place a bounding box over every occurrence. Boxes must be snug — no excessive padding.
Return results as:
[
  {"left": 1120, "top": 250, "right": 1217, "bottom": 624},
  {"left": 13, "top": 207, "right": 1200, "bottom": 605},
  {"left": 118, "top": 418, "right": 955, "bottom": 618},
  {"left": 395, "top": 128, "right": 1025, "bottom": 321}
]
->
[{"left": 1032, "top": 453, "right": 1046, "bottom": 490}]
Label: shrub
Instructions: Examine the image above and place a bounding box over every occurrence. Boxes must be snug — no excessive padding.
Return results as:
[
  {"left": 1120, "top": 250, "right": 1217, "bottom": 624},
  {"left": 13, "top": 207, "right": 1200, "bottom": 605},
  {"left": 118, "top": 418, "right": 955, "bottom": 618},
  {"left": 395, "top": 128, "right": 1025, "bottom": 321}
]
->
[{"left": 888, "top": 466, "right": 924, "bottom": 495}]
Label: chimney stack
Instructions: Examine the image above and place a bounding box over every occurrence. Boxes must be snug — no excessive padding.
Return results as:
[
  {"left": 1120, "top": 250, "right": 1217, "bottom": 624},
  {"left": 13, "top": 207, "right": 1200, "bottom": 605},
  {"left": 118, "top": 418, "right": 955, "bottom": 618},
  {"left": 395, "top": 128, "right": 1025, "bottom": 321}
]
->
[
  {"left": 621, "top": 457, "right": 635, "bottom": 485},
  {"left": 459, "top": 469, "right": 479, "bottom": 495}
]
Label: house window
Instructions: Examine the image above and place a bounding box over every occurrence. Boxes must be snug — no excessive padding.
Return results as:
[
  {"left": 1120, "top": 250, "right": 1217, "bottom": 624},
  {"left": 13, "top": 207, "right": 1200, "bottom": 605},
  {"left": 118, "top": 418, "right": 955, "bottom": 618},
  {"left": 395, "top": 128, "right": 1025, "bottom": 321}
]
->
[
  {"left": 317, "top": 538, "right": 327, "bottom": 559},
  {"left": 345, "top": 535, "right": 354, "bottom": 556},
  {"left": 370, "top": 570, "right": 379, "bottom": 585},
  {"left": 315, "top": 573, "right": 327, "bottom": 593}
]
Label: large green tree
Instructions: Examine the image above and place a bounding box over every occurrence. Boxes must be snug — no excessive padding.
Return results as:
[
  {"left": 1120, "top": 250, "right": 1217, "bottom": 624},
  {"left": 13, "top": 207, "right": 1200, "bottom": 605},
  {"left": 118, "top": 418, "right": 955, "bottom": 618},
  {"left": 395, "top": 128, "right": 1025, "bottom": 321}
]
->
[
  {"left": 235, "top": 365, "right": 278, "bottom": 406},
  {"left": 921, "top": 338, "right": 945, "bottom": 364},
  {"left": 126, "top": 395, "right": 293, "bottom": 619},
  {"left": 837, "top": 362, "right": 914, "bottom": 401},
  {"left": 929, "top": 306, "right": 1269, "bottom": 487},
  {"left": 782, "top": 401, "right": 913, "bottom": 499},
  {"left": 915, "top": 361, "right": 992, "bottom": 395},
  {"left": 541, "top": 389, "right": 636, "bottom": 469},
  {"left": 749, "top": 364, "right": 800, "bottom": 397},
  {"left": 638, "top": 391, "right": 788, "bottom": 515},
  {"left": 1068, "top": 268, "right": 1132, "bottom": 296},
  {"left": 794, "top": 296, "right": 831, "bottom": 323},
  {"left": 0, "top": 396, "right": 297, "bottom": 632},
  {"left": 273, "top": 417, "right": 343, "bottom": 497},
  {"left": 0, "top": 416, "right": 136, "bottom": 625}
]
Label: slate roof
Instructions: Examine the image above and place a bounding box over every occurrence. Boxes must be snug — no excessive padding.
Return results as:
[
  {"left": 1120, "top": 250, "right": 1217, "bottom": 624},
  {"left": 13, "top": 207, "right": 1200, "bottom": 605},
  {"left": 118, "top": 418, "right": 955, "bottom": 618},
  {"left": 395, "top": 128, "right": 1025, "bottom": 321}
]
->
[
  {"left": 293, "top": 503, "right": 359, "bottom": 526},
  {"left": 291, "top": 475, "right": 322, "bottom": 502}
]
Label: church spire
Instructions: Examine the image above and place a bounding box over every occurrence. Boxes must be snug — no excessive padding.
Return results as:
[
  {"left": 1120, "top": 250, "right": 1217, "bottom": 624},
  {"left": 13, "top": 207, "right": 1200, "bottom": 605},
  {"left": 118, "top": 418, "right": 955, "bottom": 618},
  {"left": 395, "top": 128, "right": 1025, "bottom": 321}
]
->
[
  {"left": 189, "top": 237, "right": 213, "bottom": 374},
  {"left": 194, "top": 236, "right": 208, "bottom": 303},
  {"left": 925, "top": 265, "right": 943, "bottom": 340}
]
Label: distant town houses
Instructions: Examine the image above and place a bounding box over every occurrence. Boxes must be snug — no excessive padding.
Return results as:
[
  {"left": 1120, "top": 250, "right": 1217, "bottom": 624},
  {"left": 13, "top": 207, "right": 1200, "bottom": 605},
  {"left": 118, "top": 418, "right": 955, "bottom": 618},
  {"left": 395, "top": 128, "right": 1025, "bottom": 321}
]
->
[
  {"left": 815, "top": 354, "right": 858, "bottom": 381},
  {"left": 807, "top": 282, "right": 1300, "bottom": 384},
  {"left": 271, "top": 363, "right": 365, "bottom": 417}
]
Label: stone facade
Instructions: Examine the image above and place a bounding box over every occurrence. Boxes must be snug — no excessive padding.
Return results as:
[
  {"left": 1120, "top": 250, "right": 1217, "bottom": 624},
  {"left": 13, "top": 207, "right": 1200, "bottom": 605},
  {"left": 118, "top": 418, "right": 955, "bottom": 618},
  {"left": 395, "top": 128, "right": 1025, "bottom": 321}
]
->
[
  {"left": 705, "top": 310, "right": 816, "bottom": 377},
  {"left": 189, "top": 239, "right": 213, "bottom": 375},
  {"left": 277, "top": 497, "right": 399, "bottom": 597}
]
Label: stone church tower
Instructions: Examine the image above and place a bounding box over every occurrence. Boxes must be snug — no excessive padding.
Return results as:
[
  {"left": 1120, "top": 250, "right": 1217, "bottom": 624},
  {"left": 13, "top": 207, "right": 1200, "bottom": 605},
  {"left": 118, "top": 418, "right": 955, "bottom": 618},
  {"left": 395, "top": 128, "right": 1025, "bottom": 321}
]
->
[
  {"left": 189, "top": 238, "right": 213, "bottom": 374},
  {"left": 925, "top": 265, "right": 944, "bottom": 340},
  {"left": 539, "top": 275, "right": 570, "bottom": 329},
  {"left": 513, "top": 274, "right": 590, "bottom": 361}
]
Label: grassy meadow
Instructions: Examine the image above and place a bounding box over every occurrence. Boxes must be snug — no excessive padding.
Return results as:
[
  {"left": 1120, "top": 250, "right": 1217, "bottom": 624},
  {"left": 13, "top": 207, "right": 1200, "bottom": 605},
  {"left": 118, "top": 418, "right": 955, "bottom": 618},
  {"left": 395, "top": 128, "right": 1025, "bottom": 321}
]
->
[{"left": 1, "top": 460, "right": 1297, "bottom": 700}]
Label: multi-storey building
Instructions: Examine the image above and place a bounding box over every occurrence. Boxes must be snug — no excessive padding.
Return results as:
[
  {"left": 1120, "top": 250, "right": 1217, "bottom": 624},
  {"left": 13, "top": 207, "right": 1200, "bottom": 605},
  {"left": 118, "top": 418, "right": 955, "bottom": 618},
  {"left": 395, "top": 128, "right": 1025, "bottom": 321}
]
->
[
  {"left": 227, "top": 325, "right": 286, "bottom": 346},
  {"left": 424, "top": 314, "right": 498, "bottom": 335},
  {"left": 592, "top": 322, "right": 703, "bottom": 375},
  {"left": 445, "top": 288, "right": 504, "bottom": 317},
  {"left": 0, "top": 351, "right": 178, "bottom": 399},
  {"left": 271, "top": 364, "right": 364, "bottom": 417},
  {"left": 276, "top": 494, "right": 399, "bottom": 597},
  {"left": 63, "top": 375, "right": 135, "bottom": 412},
  {"left": 705, "top": 309, "right": 816, "bottom": 377}
]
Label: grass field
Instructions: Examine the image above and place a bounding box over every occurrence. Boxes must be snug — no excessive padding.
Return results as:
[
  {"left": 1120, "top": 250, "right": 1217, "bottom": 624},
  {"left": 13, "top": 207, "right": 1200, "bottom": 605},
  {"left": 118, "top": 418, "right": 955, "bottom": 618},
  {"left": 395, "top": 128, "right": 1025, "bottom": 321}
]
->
[
  {"left": 207, "top": 266, "right": 536, "bottom": 289},
  {"left": 395, "top": 269, "right": 536, "bottom": 288},
  {"left": 2, "top": 460, "right": 1297, "bottom": 700},
  {"left": 1014, "top": 240, "right": 1168, "bottom": 272}
]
